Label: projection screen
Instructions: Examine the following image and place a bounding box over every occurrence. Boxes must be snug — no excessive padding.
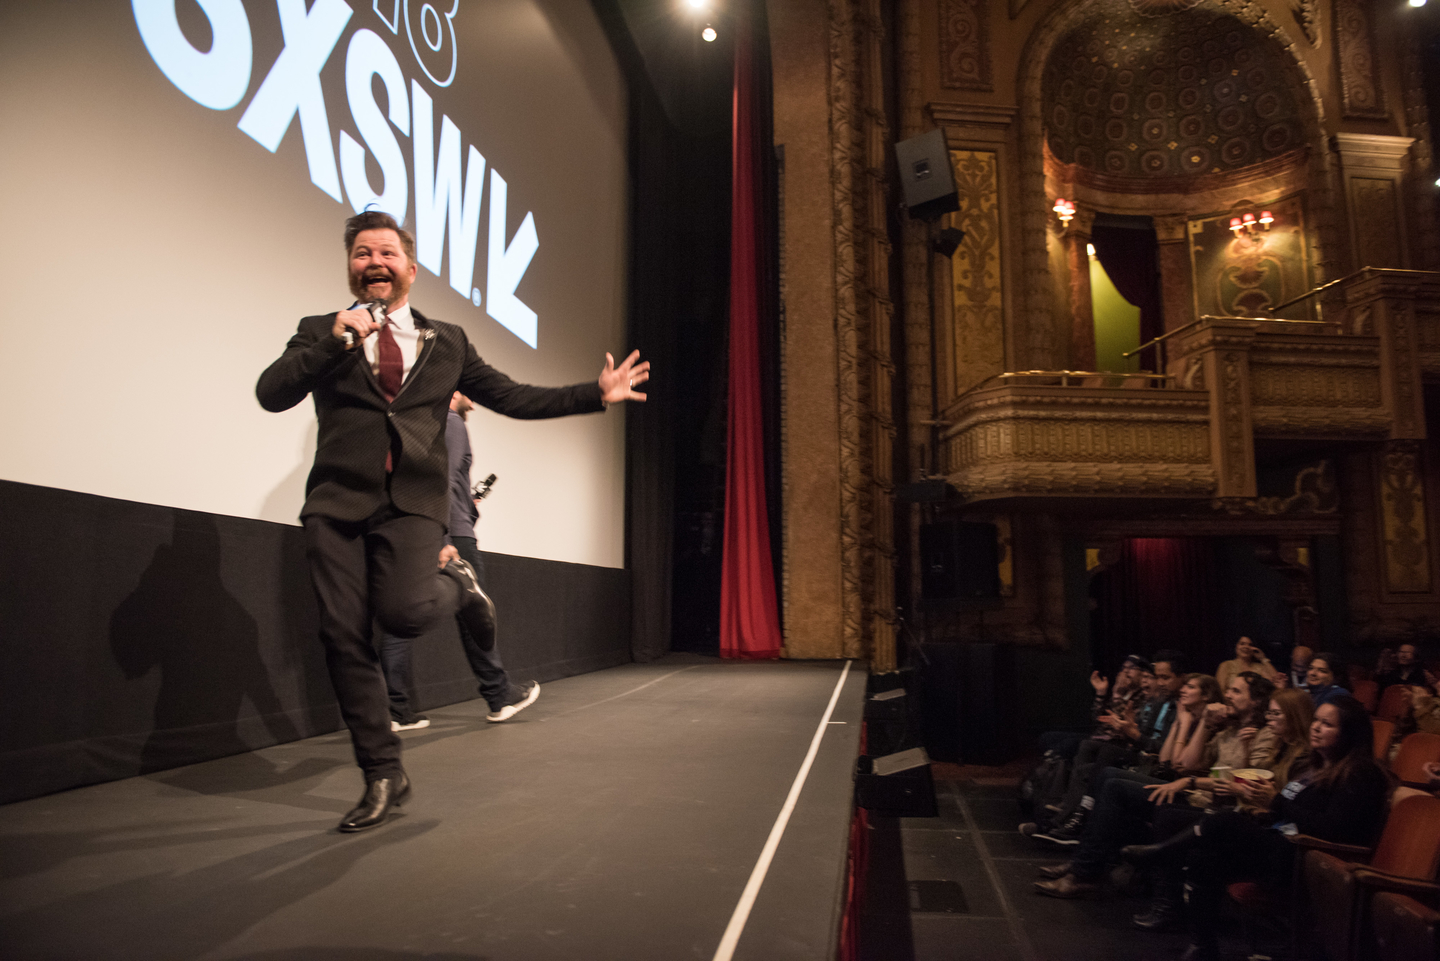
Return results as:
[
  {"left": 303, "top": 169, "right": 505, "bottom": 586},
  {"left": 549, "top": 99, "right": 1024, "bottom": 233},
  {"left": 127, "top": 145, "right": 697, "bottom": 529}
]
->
[{"left": 0, "top": 0, "right": 629, "bottom": 568}]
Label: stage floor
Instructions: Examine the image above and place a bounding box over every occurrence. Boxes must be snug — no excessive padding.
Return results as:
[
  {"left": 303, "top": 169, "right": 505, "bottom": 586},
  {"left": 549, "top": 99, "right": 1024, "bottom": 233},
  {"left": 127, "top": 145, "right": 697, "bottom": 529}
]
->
[{"left": 0, "top": 655, "right": 866, "bottom": 961}]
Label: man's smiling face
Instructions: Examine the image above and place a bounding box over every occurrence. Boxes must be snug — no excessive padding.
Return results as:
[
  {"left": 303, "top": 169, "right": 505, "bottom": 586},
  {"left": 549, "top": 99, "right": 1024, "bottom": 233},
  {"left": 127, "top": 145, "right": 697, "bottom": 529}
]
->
[{"left": 348, "top": 228, "right": 417, "bottom": 308}]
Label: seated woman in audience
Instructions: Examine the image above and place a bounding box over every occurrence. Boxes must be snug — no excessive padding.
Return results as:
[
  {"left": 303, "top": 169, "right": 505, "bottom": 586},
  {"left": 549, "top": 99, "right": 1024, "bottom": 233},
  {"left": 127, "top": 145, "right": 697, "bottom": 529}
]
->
[
  {"left": 1304, "top": 653, "right": 1351, "bottom": 708},
  {"left": 1167, "top": 671, "right": 1277, "bottom": 778},
  {"left": 1125, "top": 687, "right": 1313, "bottom": 931},
  {"left": 1215, "top": 637, "right": 1279, "bottom": 690},
  {"left": 1124, "top": 696, "right": 1389, "bottom": 961},
  {"left": 1030, "top": 675, "right": 1222, "bottom": 890}
]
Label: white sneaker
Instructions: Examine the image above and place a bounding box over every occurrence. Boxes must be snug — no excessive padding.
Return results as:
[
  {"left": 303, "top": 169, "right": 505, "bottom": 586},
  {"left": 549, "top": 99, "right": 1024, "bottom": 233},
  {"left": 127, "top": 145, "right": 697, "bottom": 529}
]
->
[
  {"left": 486, "top": 682, "right": 540, "bottom": 722},
  {"left": 391, "top": 716, "right": 430, "bottom": 732}
]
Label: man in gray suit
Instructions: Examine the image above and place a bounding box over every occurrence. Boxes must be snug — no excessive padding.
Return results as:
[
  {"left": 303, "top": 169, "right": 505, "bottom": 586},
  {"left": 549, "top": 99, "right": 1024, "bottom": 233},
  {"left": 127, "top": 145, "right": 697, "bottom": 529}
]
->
[{"left": 257, "top": 211, "right": 647, "bottom": 832}]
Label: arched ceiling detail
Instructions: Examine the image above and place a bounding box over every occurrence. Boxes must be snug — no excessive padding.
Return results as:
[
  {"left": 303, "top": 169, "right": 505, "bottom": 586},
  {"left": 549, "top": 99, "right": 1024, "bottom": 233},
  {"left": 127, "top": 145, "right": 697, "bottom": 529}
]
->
[{"left": 1042, "top": 5, "right": 1309, "bottom": 182}]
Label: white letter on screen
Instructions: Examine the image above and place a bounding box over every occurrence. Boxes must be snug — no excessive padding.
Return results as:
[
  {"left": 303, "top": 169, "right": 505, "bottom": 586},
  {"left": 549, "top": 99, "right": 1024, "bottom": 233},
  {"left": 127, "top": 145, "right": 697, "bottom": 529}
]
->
[
  {"left": 412, "top": 81, "right": 486, "bottom": 296},
  {"left": 340, "top": 29, "right": 410, "bottom": 221},
  {"left": 486, "top": 170, "right": 539, "bottom": 348},
  {"left": 132, "top": 0, "right": 253, "bottom": 110},
  {"left": 237, "top": 0, "right": 353, "bottom": 203}
]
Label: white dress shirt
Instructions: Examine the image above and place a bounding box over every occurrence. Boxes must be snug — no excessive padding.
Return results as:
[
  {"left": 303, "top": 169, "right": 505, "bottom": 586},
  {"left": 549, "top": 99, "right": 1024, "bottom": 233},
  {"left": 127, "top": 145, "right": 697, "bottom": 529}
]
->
[{"left": 360, "top": 302, "right": 420, "bottom": 382}]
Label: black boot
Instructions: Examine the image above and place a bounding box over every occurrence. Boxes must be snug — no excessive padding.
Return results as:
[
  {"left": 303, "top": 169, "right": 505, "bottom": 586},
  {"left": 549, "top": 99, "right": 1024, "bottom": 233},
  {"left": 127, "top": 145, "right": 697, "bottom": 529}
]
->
[
  {"left": 1121, "top": 824, "right": 1199, "bottom": 864},
  {"left": 338, "top": 772, "right": 411, "bottom": 832},
  {"left": 441, "top": 559, "right": 496, "bottom": 651}
]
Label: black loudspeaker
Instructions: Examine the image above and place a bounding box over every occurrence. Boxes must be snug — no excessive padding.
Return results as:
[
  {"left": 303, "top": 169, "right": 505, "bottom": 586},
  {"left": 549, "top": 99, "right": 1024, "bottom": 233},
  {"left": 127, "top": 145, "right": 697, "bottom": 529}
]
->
[
  {"left": 894, "top": 129, "right": 960, "bottom": 222},
  {"left": 854, "top": 748, "right": 938, "bottom": 817},
  {"left": 920, "top": 520, "right": 1000, "bottom": 604}
]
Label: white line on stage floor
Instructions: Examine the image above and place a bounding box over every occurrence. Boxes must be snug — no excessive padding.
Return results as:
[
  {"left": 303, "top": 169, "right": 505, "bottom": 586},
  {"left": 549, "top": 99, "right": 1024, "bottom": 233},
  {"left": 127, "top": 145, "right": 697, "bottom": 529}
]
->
[
  {"left": 538, "top": 664, "right": 703, "bottom": 720},
  {"left": 712, "top": 659, "right": 854, "bottom": 961}
]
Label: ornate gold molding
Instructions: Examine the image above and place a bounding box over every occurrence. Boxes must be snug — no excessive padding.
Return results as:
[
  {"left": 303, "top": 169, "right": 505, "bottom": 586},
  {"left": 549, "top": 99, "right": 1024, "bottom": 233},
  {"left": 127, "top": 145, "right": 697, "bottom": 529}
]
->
[{"left": 1378, "top": 441, "right": 1433, "bottom": 593}]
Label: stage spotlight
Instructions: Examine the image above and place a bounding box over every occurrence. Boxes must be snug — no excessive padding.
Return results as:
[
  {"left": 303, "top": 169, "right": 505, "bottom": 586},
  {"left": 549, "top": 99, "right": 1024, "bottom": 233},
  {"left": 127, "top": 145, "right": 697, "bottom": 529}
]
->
[
  {"left": 685, "top": 0, "right": 709, "bottom": 10},
  {"left": 1410, "top": 0, "right": 1428, "bottom": 8},
  {"left": 702, "top": 25, "right": 717, "bottom": 41}
]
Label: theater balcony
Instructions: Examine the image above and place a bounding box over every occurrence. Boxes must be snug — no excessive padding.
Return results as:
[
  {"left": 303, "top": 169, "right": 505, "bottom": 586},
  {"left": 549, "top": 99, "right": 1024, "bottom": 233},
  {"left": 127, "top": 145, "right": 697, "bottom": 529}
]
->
[{"left": 938, "top": 268, "right": 1440, "bottom": 508}]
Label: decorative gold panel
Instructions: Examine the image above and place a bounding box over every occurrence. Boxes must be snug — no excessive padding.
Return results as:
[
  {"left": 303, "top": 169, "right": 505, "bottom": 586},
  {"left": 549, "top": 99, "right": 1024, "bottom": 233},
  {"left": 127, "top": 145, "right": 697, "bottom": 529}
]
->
[
  {"left": 1247, "top": 362, "right": 1382, "bottom": 408},
  {"left": 1351, "top": 178, "right": 1403, "bottom": 269},
  {"left": 948, "top": 149, "right": 1005, "bottom": 399},
  {"left": 942, "top": 388, "right": 1215, "bottom": 499},
  {"left": 939, "top": 0, "right": 992, "bottom": 91},
  {"left": 1378, "top": 442, "right": 1433, "bottom": 593}
]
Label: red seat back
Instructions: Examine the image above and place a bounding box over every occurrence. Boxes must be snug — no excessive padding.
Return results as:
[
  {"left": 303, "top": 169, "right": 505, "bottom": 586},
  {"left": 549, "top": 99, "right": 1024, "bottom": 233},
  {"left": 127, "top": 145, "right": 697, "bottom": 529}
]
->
[
  {"left": 1371, "top": 794, "right": 1440, "bottom": 879},
  {"left": 1378, "top": 685, "right": 1414, "bottom": 723},
  {"left": 1354, "top": 679, "right": 1380, "bottom": 713},
  {"left": 1373, "top": 719, "right": 1396, "bottom": 760},
  {"left": 1391, "top": 732, "right": 1440, "bottom": 785}
]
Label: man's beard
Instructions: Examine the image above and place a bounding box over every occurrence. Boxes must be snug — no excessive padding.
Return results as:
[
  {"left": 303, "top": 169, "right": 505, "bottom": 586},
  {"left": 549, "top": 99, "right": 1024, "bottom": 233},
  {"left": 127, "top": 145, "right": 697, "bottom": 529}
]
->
[{"left": 349, "top": 267, "right": 410, "bottom": 306}]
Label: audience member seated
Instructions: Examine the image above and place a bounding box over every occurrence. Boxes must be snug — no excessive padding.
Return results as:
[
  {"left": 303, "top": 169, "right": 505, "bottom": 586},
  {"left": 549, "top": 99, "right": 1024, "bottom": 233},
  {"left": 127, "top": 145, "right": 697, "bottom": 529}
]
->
[
  {"left": 1126, "top": 687, "right": 1314, "bottom": 931},
  {"left": 1215, "top": 636, "right": 1279, "bottom": 690},
  {"left": 1120, "top": 696, "right": 1389, "bottom": 961},
  {"left": 1375, "top": 643, "right": 1437, "bottom": 695},
  {"left": 1036, "top": 654, "right": 1148, "bottom": 761},
  {"left": 1287, "top": 644, "right": 1313, "bottom": 692},
  {"left": 1411, "top": 686, "right": 1440, "bottom": 736},
  {"left": 1304, "top": 652, "right": 1351, "bottom": 708},
  {"left": 1025, "top": 672, "right": 1215, "bottom": 852},
  {"left": 1027, "top": 656, "right": 1188, "bottom": 844},
  {"left": 1029, "top": 673, "right": 1269, "bottom": 898}
]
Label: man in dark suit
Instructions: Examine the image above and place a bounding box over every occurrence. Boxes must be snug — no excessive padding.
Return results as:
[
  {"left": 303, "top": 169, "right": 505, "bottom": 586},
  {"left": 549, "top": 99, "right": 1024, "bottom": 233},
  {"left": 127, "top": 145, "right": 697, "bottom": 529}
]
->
[{"left": 257, "top": 211, "right": 648, "bottom": 833}]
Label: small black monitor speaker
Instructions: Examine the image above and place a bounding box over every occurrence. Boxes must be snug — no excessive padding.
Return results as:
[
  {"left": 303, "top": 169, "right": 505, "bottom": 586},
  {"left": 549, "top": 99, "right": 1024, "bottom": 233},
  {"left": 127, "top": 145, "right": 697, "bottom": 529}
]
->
[
  {"left": 920, "top": 520, "right": 1000, "bottom": 601},
  {"left": 894, "top": 128, "right": 960, "bottom": 222}
]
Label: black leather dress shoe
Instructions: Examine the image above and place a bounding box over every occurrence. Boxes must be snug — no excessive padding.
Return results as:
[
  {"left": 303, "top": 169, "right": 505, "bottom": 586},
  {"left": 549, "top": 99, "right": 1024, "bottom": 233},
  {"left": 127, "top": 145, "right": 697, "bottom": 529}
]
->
[
  {"left": 441, "top": 559, "right": 496, "bottom": 651},
  {"left": 337, "top": 773, "right": 411, "bottom": 833}
]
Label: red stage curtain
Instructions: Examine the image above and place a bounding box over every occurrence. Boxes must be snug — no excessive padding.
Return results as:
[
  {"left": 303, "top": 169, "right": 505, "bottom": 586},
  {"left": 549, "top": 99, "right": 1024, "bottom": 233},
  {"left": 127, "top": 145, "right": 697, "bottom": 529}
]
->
[
  {"left": 719, "top": 16, "right": 782, "bottom": 659},
  {"left": 1092, "top": 537, "right": 1220, "bottom": 675}
]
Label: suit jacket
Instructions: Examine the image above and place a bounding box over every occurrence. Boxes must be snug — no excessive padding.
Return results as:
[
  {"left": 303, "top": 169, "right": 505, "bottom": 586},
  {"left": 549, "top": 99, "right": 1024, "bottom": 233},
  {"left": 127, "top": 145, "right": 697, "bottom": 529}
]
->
[{"left": 257, "top": 308, "right": 604, "bottom": 528}]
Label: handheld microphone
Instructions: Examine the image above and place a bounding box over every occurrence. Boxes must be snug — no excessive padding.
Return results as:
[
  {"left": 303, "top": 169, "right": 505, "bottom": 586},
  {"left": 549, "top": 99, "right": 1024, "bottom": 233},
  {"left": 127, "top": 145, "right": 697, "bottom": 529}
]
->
[
  {"left": 341, "top": 301, "right": 389, "bottom": 348},
  {"left": 472, "top": 473, "right": 498, "bottom": 501}
]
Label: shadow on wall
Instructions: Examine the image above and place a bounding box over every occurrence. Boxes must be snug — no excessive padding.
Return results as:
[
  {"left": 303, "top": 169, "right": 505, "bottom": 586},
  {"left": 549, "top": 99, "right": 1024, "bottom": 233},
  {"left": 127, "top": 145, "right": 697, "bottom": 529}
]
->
[{"left": 110, "top": 511, "right": 302, "bottom": 773}]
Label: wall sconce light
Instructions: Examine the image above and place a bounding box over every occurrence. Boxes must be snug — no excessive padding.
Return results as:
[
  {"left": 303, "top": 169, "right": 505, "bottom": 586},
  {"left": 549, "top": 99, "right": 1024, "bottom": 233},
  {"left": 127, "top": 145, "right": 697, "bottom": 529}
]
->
[
  {"left": 1053, "top": 198, "right": 1076, "bottom": 225},
  {"left": 1229, "top": 210, "right": 1274, "bottom": 236}
]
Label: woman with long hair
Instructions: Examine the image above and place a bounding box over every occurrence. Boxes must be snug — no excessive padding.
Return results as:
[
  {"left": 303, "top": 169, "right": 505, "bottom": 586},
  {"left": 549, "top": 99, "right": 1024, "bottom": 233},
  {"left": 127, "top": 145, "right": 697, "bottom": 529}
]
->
[
  {"left": 1130, "top": 695, "right": 1389, "bottom": 960},
  {"left": 1126, "top": 687, "right": 1314, "bottom": 931},
  {"left": 1156, "top": 674, "right": 1223, "bottom": 776},
  {"left": 1160, "top": 671, "right": 1276, "bottom": 780},
  {"left": 1032, "top": 676, "right": 1223, "bottom": 898}
]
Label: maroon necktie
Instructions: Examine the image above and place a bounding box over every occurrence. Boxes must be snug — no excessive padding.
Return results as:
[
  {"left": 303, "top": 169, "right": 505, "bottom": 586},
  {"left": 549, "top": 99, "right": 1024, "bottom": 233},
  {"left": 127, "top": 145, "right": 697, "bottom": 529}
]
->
[{"left": 377, "top": 321, "right": 403, "bottom": 402}]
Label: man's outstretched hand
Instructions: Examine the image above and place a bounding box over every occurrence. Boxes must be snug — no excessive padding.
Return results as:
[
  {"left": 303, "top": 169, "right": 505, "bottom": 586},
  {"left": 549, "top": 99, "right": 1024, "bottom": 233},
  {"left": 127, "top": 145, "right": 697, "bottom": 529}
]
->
[{"left": 599, "top": 350, "right": 650, "bottom": 405}]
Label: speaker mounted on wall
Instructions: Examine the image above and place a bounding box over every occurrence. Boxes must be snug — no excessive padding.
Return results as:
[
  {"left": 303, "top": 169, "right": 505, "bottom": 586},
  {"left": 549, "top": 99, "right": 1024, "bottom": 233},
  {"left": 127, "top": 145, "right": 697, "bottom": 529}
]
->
[{"left": 894, "top": 128, "right": 960, "bottom": 222}]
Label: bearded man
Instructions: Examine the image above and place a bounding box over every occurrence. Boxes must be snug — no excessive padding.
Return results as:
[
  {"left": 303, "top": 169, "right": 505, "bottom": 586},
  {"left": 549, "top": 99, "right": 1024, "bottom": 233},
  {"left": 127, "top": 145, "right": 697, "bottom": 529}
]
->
[{"left": 257, "top": 210, "right": 647, "bottom": 832}]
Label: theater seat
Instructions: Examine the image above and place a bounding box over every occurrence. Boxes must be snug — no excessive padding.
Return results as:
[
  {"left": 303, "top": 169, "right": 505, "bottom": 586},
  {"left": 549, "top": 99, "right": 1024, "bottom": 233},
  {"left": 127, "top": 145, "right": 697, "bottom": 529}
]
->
[
  {"left": 1371, "top": 890, "right": 1440, "bottom": 961},
  {"left": 1379, "top": 686, "right": 1416, "bottom": 724},
  {"left": 1355, "top": 680, "right": 1380, "bottom": 714},
  {"left": 1373, "top": 719, "right": 1396, "bottom": 761},
  {"left": 1392, "top": 733, "right": 1440, "bottom": 789},
  {"left": 1302, "top": 795, "right": 1440, "bottom": 961}
]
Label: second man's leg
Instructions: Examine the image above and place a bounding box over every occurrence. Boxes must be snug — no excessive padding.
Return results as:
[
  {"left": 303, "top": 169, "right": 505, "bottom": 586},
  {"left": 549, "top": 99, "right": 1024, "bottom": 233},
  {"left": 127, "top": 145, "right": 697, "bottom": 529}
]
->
[{"left": 451, "top": 535, "right": 538, "bottom": 720}]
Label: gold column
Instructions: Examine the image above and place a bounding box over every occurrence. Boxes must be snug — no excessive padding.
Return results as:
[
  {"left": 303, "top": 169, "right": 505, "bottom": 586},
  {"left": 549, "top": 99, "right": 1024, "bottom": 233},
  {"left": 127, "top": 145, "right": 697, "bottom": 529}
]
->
[
  {"left": 1063, "top": 208, "right": 1095, "bottom": 371},
  {"left": 1154, "top": 214, "right": 1194, "bottom": 336}
]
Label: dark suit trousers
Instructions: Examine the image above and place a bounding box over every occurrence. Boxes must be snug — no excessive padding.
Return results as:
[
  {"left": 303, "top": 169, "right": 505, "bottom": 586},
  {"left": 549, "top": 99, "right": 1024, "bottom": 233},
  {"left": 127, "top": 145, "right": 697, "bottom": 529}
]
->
[{"left": 304, "top": 508, "right": 458, "bottom": 779}]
